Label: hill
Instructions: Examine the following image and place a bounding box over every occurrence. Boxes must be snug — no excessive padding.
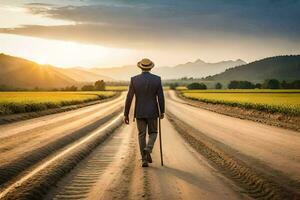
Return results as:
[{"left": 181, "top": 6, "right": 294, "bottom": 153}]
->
[
  {"left": 85, "top": 59, "right": 246, "bottom": 80},
  {"left": 54, "top": 67, "right": 114, "bottom": 82},
  {"left": 208, "top": 55, "right": 300, "bottom": 82},
  {"left": 0, "top": 54, "right": 77, "bottom": 89}
]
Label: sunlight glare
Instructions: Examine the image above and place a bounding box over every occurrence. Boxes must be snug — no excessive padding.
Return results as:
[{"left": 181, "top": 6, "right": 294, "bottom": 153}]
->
[
  {"left": 0, "top": 33, "right": 139, "bottom": 68},
  {"left": 35, "top": 57, "right": 47, "bottom": 65}
]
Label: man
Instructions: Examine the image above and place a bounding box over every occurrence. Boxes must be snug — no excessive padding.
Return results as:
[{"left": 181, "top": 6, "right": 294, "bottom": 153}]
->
[{"left": 124, "top": 58, "right": 165, "bottom": 167}]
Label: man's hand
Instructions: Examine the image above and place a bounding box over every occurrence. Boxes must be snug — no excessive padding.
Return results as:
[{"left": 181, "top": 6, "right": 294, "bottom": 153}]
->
[
  {"left": 124, "top": 115, "right": 130, "bottom": 124},
  {"left": 159, "top": 113, "right": 165, "bottom": 119}
]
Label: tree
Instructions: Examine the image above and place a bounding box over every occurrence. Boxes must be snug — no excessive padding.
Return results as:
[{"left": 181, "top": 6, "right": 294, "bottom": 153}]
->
[
  {"left": 94, "top": 80, "right": 105, "bottom": 91},
  {"left": 215, "top": 82, "right": 222, "bottom": 89},
  {"left": 255, "top": 83, "right": 262, "bottom": 89},
  {"left": 228, "top": 81, "right": 239, "bottom": 89},
  {"left": 181, "top": 77, "right": 188, "bottom": 81},
  {"left": 239, "top": 81, "right": 255, "bottom": 89},
  {"left": 187, "top": 82, "right": 207, "bottom": 90},
  {"left": 63, "top": 85, "right": 77, "bottom": 91},
  {"left": 279, "top": 80, "right": 300, "bottom": 89},
  {"left": 228, "top": 80, "right": 255, "bottom": 89},
  {"left": 280, "top": 80, "right": 289, "bottom": 89},
  {"left": 263, "top": 79, "right": 280, "bottom": 89},
  {"left": 169, "top": 82, "right": 179, "bottom": 90},
  {"left": 292, "top": 80, "right": 300, "bottom": 89},
  {"left": 70, "top": 85, "right": 78, "bottom": 91},
  {"left": 81, "top": 85, "right": 95, "bottom": 91}
]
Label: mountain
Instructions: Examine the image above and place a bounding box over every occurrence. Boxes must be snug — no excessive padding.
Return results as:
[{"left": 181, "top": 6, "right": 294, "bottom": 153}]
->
[
  {"left": 153, "top": 59, "right": 246, "bottom": 79},
  {"left": 85, "top": 59, "right": 246, "bottom": 80},
  {"left": 54, "top": 67, "right": 114, "bottom": 82},
  {"left": 0, "top": 53, "right": 248, "bottom": 89},
  {"left": 0, "top": 54, "right": 77, "bottom": 89},
  {"left": 207, "top": 55, "right": 300, "bottom": 81}
]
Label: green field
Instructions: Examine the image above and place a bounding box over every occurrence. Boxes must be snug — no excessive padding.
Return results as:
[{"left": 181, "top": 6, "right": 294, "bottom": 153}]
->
[
  {"left": 181, "top": 89, "right": 300, "bottom": 116},
  {"left": 0, "top": 91, "right": 116, "bottom": 115}
]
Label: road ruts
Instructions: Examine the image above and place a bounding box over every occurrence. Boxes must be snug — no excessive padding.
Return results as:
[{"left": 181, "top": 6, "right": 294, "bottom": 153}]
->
[
  {"left": 0, "top": 94, "right": 125, "bottom": 187},
  {"left": 0, "top": 114, "right": 123, "bottom": 200},
  {"left": 46, "top": 124, "right": 135, "bottom": 200},
  {"left": 166, "top": 90, "right": 300, "bottom": 199}
]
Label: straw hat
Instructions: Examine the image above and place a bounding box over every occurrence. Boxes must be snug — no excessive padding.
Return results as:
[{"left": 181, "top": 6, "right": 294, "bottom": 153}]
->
[{"left": 137, "top": 58, "right": 155, "bottom": 70}]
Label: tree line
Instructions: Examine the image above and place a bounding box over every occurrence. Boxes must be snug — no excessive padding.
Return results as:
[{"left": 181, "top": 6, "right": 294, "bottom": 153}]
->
[
  {"left": 227, "top": 79, "right": 300, "bottom": 89},
  {"left": 168, "top": 79, "right": 300, "bottom": 90},
  {"left": 0, "top": 80, "right": 106, "bottom": 91}
]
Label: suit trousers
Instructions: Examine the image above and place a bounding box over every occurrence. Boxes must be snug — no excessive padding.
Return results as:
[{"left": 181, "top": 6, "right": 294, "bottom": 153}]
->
[{"left": 136, "top": 118, "right": 158, "bottom": 160}]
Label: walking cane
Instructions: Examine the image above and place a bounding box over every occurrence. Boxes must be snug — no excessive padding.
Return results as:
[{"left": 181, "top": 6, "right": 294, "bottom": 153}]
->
[{"left": 158, "top": 116, "right": 164, "bottom": 166}]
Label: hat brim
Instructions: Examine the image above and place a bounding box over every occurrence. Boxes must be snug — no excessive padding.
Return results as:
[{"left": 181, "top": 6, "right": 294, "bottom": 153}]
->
[{"left": 137, "top": 62, "right": 154, "bottom": 69}]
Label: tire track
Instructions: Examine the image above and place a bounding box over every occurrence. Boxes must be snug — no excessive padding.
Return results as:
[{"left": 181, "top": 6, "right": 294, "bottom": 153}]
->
[
  {"left": 0, "top": 109, "right": 122, "bottom": 187},
  {"left": 0, "top": 114, "right": 123, "bottom": 200},
  {"left": 48, "top": 130, "right": 128, "bottom": 200},
  {"left": 46, "top": 122, "right": 139, "bottom": 200},
  {"left": 167, "top": 112, "right": 300, "bottom": 200},
  {"left": 0, "top": 94, "right": 124, "bottom": 139}
]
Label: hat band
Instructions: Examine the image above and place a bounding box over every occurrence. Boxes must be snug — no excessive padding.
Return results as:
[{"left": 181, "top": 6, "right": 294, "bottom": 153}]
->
[{"left": 141, "top": 63, "right": 153, "bottom": 67}]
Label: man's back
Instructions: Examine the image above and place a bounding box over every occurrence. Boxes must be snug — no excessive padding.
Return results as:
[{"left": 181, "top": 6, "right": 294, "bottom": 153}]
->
[
  {"left": 124, "top": 58, "right": 165, "bottom": 167},
  {"left": 124, "top": 72, "right": 165, "bottom": 119}
]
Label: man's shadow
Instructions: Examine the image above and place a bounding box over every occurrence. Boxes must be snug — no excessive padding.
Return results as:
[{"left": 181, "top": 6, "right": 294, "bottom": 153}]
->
[{"left": 148, "top": 165, "right": 214, "bottom": 191}]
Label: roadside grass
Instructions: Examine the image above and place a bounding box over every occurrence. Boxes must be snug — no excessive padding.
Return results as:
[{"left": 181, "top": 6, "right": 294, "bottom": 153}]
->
[
  {"left": 181, "top": 89, "right": 300, "bottom": 116},
  {"left": 0, "top": 91, "right": 116, "bottom": 115},
  {"left": 180, "top": 89, "right": 300, "bottom": 93}
]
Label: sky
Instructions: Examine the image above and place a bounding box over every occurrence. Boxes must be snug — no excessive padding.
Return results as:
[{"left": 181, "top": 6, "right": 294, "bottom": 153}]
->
[{"left": 0, "top": 0, "right": 299, "bottom": 68}]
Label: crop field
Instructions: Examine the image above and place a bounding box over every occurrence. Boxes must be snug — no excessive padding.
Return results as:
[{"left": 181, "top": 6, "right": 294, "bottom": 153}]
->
[
  {"left": 0, "top": 91, "right": 116, "bottom": 115},
  {"left": 105, "top": 86, "right": 128, "bottom": 91},
  {"left": 181, "top": 89, "right": 300, "bottom": 115},
  {"left": 176, "top": 86, "right": 188, "bottom": 90}
]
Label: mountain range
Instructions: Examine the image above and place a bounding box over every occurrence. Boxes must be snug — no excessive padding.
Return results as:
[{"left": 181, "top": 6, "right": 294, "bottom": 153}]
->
[
  {"left": 0, "top": 53, "right": 245, "bottom": 88},
  {"left": 1, "top": 53, "right": 299, "bottom": 89},
  {"left": 77, "top": 59, "right": 246, "bottom": 80},
  {"left": 208, "top": 55, "right": 300, "bottom": 81}
]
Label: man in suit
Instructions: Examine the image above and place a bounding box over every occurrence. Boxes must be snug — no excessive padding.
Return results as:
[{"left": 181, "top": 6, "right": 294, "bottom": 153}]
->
[{"left": 124, "top": 58, "right": 165, "bottom": 167}]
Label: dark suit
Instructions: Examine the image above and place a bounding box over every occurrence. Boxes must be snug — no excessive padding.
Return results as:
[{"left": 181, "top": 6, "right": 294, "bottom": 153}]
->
[
  {"left": 124, "top": 72, "right": 165, "bottom": 160},
  {"left": 124, "top": 72, "right": 165, "bottom": 118}
]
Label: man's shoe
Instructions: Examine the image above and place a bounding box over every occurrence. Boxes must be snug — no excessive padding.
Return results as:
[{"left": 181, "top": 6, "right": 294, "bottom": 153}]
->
[
  {"left": 142, "top": 161, "right": 149, "bottom": 167},
  {"left": 143, "top": 149, "right": 152, "bottom": 163}
]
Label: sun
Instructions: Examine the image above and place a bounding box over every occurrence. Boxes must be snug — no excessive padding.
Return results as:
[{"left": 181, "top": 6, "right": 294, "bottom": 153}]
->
[{"left": 35, "top": 57, "right": 47, "bottom": 65}]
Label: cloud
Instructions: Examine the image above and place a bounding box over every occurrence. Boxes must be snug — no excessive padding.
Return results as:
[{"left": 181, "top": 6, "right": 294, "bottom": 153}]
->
[
  {"left": 0, "top": 0, "right": 300, "bottom": 50},
  {"left": 25, "top": 3, "right": 55, "bottom": 7}
]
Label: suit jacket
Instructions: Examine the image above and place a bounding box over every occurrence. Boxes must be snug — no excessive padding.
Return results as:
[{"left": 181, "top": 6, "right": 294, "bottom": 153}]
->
[{"left": 124, "top": 72, "right": 165, "bottom": 119}]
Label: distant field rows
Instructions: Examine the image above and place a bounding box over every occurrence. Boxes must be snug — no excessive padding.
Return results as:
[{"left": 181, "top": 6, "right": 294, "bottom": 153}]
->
[
  {"left": 181, "top": 89, "right": 300, "bottom": 116},
  {"left": 0, "top": 91, "right": 116, "bottom": 115}
]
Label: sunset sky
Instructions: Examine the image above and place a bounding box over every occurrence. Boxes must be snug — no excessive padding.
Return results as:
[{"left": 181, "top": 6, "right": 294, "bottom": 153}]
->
[{"left": 0, "top": 0, "right": 299, "bottom": 68}]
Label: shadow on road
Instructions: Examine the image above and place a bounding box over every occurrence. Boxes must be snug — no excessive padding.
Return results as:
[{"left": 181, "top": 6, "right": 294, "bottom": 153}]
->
[{"left": 148, "top": 165, "right": 213, "bottom": 191}]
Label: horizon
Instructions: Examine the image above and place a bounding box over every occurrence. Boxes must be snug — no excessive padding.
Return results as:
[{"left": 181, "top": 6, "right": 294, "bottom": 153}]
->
[
  {"left": 0, "top": 51, "right": 249, "bottom": 69},
  {"left": 0, "top": 0, "right": 299, "bottom": 68}
]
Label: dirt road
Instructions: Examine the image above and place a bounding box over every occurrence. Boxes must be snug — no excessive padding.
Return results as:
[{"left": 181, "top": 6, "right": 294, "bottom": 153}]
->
[
  {"left": 0, "top": 94, "right": 125, "bottom": 186},
  {"left": 44, "top": 117, "right": 248, "bottom": 200},
  {"left": 167, "top": 91, "right": 300, "bottom": 183},
  {"left": 138, "top": 118, "right": 248, "bottom": 200},
  {"left": 0, "top": 91, "right": 299, "bottom": 199}
]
